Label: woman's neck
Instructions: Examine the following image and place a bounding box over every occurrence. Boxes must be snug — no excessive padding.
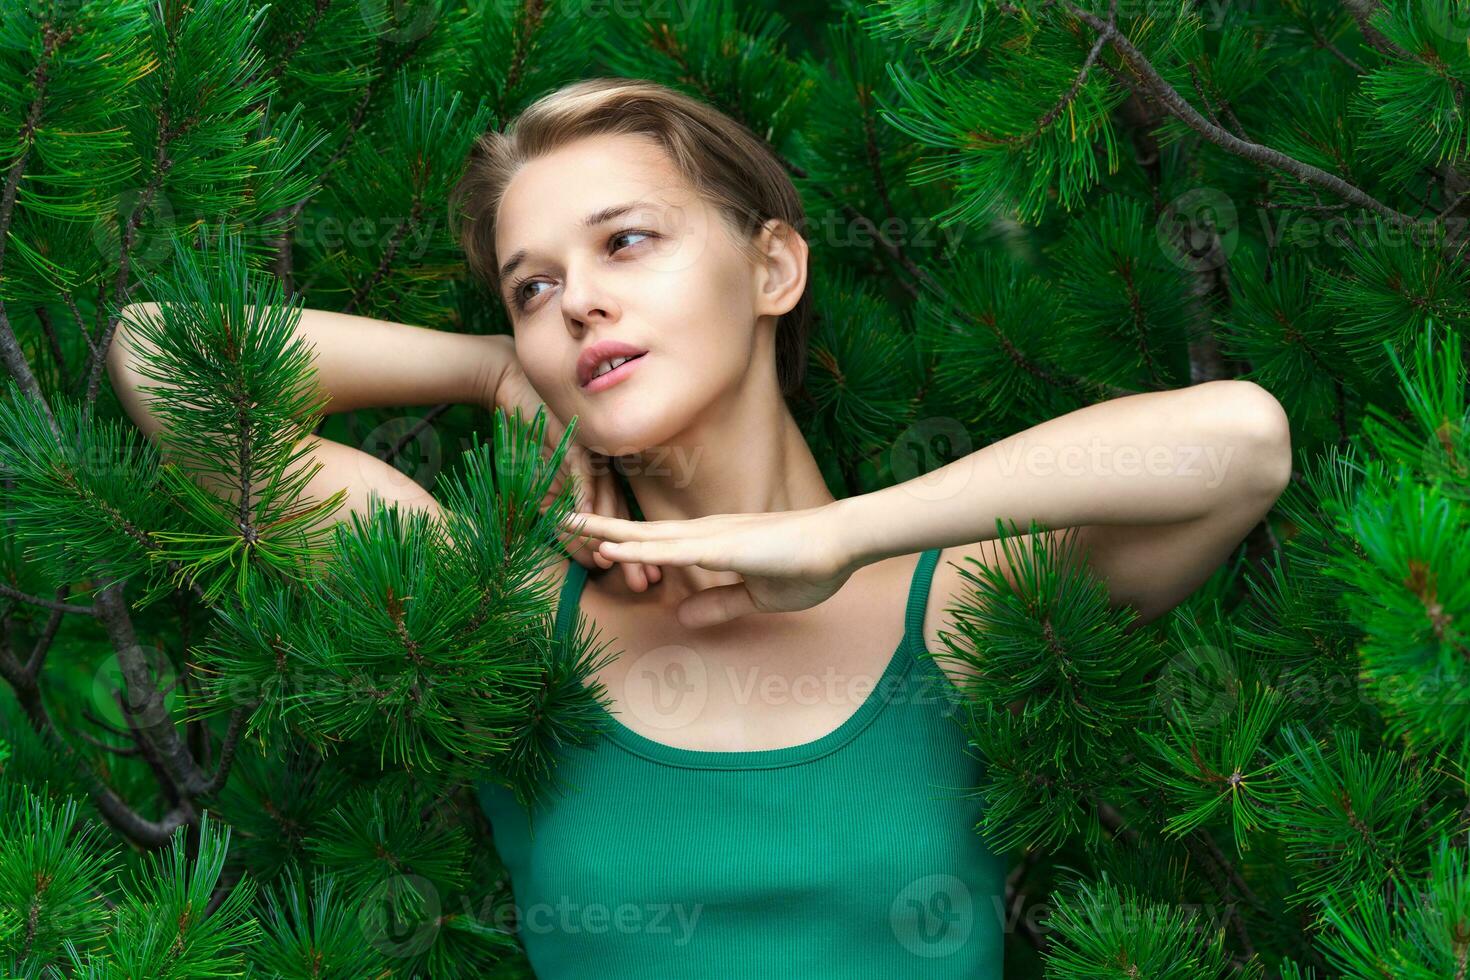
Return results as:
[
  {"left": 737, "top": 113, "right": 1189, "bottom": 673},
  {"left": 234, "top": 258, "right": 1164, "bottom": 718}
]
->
[{"left": 614, "top": 387, "right": 835, "bottom": 596}]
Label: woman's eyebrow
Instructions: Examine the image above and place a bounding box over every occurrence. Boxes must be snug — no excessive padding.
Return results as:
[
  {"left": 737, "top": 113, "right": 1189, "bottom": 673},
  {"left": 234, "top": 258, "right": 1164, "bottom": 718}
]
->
[{"left": 497, "top": 199, "right": 663, "bottom": 289}]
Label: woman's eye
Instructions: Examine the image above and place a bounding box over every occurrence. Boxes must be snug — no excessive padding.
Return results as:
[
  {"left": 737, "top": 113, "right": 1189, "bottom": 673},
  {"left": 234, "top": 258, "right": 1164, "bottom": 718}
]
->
[
  {"left": 514, "top": 280, "right": 547, "bottom": 307},
  {"left": 610, "top": 229, "right": 656, "bottom": 250},
  {"left": 510, "top": 229, "right": 660, "bottom": 311}
]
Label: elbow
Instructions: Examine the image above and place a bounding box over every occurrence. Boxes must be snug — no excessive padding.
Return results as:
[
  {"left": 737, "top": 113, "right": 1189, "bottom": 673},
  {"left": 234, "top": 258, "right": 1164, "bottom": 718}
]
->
[
  {"left": 106, "top": 303, "right": 162, "bottom": 389},
  {"left": 104, "top": 304, "right": 164, "bottom": 442},
  {"left": 106, "top": 303, "right": 148, "bottom": 375},
  {"left": 1228, "top": 380, "right": 1293, "bottom": 498},
  {"left": 104, "top": 305, "right": 129, "bottom": 369},
  {"left": 104, "top": 308, "right": 134, "bottom": 391}
]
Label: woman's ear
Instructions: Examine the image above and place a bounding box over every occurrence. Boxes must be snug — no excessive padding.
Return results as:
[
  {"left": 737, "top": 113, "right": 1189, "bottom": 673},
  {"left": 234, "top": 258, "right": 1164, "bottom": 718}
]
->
[{"left": 752, "top": 218, "right": 808, "bottom": 319}]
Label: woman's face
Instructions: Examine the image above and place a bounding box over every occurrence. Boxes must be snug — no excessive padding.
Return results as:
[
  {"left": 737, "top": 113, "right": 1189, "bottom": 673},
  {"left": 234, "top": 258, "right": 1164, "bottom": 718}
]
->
[{"left": 493, "top": 131, "right": 798, "bottom": 457}]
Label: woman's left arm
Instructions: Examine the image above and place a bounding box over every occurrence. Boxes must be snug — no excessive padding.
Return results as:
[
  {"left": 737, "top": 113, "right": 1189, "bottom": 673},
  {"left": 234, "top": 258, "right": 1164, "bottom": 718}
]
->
[{"left": 837, "top": 379, "right": 1293, "bottom": 624}]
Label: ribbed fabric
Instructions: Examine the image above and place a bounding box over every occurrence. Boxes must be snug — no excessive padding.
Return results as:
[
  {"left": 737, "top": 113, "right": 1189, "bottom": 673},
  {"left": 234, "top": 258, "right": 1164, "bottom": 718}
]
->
[{"left": 476, "top": 548, "right": 1008, "bottom": 978}]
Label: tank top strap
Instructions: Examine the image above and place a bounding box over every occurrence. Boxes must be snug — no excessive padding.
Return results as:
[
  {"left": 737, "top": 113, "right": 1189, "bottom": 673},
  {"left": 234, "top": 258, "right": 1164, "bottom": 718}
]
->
[
  {"left": 554, "top": 558, "right": 590, "bottom": 640},
  {"left": 903, "top": 547, "right": 943, "bottom": 647}
]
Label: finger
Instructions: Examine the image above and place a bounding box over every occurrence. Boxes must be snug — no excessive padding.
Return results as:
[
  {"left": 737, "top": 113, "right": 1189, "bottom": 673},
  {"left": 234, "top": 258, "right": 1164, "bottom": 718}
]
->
[
  {"left": 592, "top": 466, "right": 616, "bottom": 528},
  {"left": 567, "top": 537, "right": 602, "bottom": 567},
  {"left": 591, "top": 468, "right": 623, "bottom": 573},
  {"left": 591, "top": 467, "right": 652, "bottom": 592},
  {"left": 558, "top": 510, "right": 693, "bottom": 542},
  {"left": 588, "top": 537, "right": 720, "bottom": 567},
  {"left": 564, "top": 456, "right": 613, "bottom": 568},
  {"left": 676, "top": 582, "right": 758, "bottom": 629},
  {"left": 553, "top": 491, "right": 602, "bottom": 569},
  {"left": 593, "top": 537, "right": 696, "bottom": 567},
  {"left": 602, "top": 473, "right": 661, "bottom": 589},
  {"left": 546, "top": 485, "right": 591, "bottom": 564},
  {"left": 561, "top": 525, "right": 610, "bottom": 570},
  {"left": 623, "top": 559, "right": 649, "bottom": 592}
]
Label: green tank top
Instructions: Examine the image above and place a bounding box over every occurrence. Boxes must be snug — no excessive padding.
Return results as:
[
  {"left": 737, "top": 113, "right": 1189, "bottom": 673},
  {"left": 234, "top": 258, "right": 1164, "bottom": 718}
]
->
[{"left": 476, "top": 548, "right": 1008, "bottom": 978}]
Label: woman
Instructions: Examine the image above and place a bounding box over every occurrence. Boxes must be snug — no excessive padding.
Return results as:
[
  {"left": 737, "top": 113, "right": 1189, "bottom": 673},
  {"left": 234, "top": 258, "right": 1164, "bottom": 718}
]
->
[
  {"left": 108, "top": 77, "right": 1291, "bottom": 979},
  {"left": 450, "top": 77, "right": 1292, "bottom": 978}
]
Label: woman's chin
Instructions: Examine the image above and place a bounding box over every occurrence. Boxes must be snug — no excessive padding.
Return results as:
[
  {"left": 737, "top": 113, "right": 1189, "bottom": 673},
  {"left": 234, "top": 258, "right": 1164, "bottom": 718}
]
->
[{"left": 577, "top": 406, "right": 685, "bottom": 460}]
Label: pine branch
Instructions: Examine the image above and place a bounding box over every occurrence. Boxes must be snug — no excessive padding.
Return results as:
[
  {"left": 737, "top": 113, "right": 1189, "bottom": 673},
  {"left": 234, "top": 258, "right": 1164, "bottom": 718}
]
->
[
  {"left": 114, "top": 679, "right": 185, "bottom": 811},
  {"left": 76, "top": 728, "right": 142, "bottom": 758},
  {"left": 21, "top": 599, "right": 66, "bottom": 679},
  {"left": 1111, "top": 59, "right": 1238, "bottom": 385},
  {"left": 0, "top": 582, "right": 96, "bottom": 619},
  {"left": 4, "top": 417, "right": 213, "bottom": 605},
  {"left": 84, "top": 96, "right": 187, "bottom": 410},
  {"left": 1061, "top": 1, "right": 1419, "bottom": 229},
  {"left": 272, "top": 33, "right": 429, "bottom": 294},
  {"left": 343, "top": 195, "right": 426, "bottom": 314},
  {"left": 81, "top": 706, "right": 135, "bottom": 740},
  {"left": 1307, "top": 21, "right": 1368, "bottom": 76},
  {"left": 382, "top": 402, "right": 452, "bottom": 465},
  {"left": 786, "top": 160, "right": 1135, "bottom": 402},
  {"left": 1035, "top": 19, "right": 1112, "bottom": 136},
  {"left": 1095, "top": 797, "right": 1140, "bottom": 845},
  {"left": 60, "top": 291, "right": 101, "bottom": 398},
  {"left": 1186, "top": 62, "right": 1247, "bottom": 142},
  {"left": 859, "top": 70, "right": 912, "bottom": 278},
  {"left": 1183, "top": 828, "right": 1262, "bottom": 963},
  {"left": 496, "top": 1, "right": 545, "bottom": 121},
  {"left": 1005, "top": 847, "right": 1050, "bottom": 954},
  {"left": 1338, "top": 0, "right": 1412, "bottom": 61},
  {"left": 91, "top": 584, "right": 221, "bottom": 800},
  {"left": 0, "top": 24, "right": 73, "bottom": 426},
  {"left": 263, "top": 0, "right": 335, "bottom": 84},
  {"left": 266, "top": 61, "right": 387, "bottom": 292},
  {"left": 35, "top": 305, "right": 69, "bottom": 391},
  {"left": 1097, "top": 790, "right": 1266, "bottom": 968},
  {"left": 200, "top": 706, "right": 250, "bottom": 798},
  {"left": 772, "top": 32, "right": 1144, "bottom": 401},
  {"left": 0, "top": 19, "right": 229, "bottom": 846},
  {"left": 0, "top": 641, "right": 191, "bottom": 847}
]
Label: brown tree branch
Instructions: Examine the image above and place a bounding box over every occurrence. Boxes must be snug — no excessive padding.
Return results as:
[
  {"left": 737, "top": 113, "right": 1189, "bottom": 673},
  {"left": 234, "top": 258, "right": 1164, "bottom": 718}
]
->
[
  {"left": 1062, "top": 1, "right": 1418, "bottom": 229},
  {"left": 0, "top": 645, "right": 191, "bottom": 847},
  {"left": 1338, "top": 0, "right": 1412, "bottom": 61},
  {"left": 0, "top": 582, "right": 96, "bottom": 619}
]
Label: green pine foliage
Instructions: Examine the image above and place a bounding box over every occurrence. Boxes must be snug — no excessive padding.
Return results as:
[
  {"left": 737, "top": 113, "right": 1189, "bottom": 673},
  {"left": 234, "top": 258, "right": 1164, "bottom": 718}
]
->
[{"left": 0, "top": 0, "right": 1467, "bottom": 976}]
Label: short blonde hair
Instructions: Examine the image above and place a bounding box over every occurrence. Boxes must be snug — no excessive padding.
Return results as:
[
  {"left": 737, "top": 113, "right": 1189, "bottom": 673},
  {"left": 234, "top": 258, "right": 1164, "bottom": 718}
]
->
[{"left": 450, "top": 77, "right": 812, "bottom": 398}]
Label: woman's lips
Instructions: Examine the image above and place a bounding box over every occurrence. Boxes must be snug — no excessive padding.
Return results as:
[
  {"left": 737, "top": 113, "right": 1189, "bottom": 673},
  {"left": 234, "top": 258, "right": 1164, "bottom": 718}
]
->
[{"left": 582, "top": 352, "right": 647, "bottom": 393}]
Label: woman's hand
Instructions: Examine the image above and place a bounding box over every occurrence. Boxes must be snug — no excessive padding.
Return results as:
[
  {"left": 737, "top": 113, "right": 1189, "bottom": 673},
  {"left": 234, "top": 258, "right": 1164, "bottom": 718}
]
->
[
  {"left": 556, "top": 504, "right": 861, "bottom": 628},
  {"left": 490, "top": 347, "right": 661, "bottom": 592}
]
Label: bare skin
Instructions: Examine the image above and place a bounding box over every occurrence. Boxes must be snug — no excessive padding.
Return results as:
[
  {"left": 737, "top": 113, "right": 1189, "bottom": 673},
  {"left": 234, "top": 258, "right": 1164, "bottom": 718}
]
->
[
  {"left": 109, "top": 129, "right": 1291, "bottom": 754},
  {"left": 495, "top": 131, "right": 1288, "bottom": 749}
]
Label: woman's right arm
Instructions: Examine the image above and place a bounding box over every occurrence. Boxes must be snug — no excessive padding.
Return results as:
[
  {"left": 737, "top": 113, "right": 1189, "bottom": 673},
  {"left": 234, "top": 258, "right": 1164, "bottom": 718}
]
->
[{"left": 105, "top": 302, "right": 515, "bottom": 529}]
